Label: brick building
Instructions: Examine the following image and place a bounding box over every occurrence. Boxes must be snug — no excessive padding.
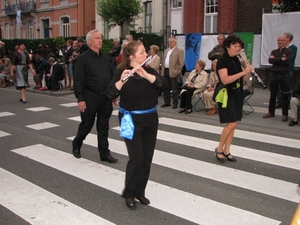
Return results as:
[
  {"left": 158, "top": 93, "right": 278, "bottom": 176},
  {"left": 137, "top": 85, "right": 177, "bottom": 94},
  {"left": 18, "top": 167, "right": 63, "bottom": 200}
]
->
[
  {"left": 182, "top": 0, "right": 272, "bottom": 34},
  {"left": 0, "top": 0, "right": 95, "bottom": 40}
]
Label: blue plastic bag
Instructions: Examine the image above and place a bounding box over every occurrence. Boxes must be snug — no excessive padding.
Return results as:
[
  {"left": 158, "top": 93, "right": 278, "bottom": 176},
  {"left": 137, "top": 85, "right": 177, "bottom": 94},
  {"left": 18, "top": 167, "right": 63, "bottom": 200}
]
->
[{"left": 120, "top": 111, "right": 134, "bottom": 140}]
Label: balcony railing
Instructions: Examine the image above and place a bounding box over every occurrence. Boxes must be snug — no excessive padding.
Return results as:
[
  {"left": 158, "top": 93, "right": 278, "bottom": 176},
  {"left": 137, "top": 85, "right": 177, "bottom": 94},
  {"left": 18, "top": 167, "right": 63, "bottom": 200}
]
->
[{"left": 5, "top": 2, "right": 37, "bottom": 15}]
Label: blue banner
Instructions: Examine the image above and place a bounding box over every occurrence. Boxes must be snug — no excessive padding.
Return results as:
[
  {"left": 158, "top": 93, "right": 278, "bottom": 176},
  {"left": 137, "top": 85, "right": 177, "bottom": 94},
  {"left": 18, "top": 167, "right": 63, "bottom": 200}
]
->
[{"left": 185, "top": 33, "right": 201, "bottom": 71}]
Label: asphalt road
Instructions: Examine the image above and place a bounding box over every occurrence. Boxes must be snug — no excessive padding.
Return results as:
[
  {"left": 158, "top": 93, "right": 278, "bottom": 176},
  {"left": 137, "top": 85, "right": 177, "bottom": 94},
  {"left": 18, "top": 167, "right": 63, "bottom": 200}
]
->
[{"left": 0, "top": 83, "right": 299, "bottom": 225}]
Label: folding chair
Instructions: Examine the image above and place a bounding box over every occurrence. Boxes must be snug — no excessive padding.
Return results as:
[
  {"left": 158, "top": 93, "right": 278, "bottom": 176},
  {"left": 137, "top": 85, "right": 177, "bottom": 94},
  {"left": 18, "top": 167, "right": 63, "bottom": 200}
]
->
[
  {"left": 192, "top": 92, "right": 206, "bottom": 112},
  {"left": 242, "top": 81, "right": 254, "bottom": 115}
]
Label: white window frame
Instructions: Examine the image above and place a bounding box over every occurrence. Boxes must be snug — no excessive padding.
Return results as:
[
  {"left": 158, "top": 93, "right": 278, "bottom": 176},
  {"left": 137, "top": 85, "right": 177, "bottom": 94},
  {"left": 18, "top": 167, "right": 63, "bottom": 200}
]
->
[
  {"left": 172, "top": 0, "right": 182, "bottom": 8},
  {"left": 144, "top": 1, "right": 152, "bottom": 33},
  {"left": 4, "top": 23, "right": 9, "bottom": 39},
  {"left": 204, "top": 0, "right": 218, "bottom": 33},
  {"left": 61, "top": 16, "right": 70, "bottom": 37}
]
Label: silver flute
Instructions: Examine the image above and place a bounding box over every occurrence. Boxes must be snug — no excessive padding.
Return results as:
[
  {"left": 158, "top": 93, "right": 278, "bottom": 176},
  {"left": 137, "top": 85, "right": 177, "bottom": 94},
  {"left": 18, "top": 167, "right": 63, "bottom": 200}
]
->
[
  {"left": 121, "top": 56, "right": 153, "bottom": 82},
  {"left": 237, "top": 49, "right": 267, "bottom": 89}
]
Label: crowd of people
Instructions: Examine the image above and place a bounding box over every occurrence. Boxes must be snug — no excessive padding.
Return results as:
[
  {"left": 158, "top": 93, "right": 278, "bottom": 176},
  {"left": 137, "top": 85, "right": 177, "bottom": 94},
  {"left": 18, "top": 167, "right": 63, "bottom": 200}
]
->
[{"left": 1, "top": 30, "right": 298, "bottom": 210}]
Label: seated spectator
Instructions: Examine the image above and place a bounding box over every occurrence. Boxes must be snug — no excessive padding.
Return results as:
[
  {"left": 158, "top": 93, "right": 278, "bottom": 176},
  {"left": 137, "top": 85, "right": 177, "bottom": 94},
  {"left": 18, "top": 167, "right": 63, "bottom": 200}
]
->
[
  {"left": 45, "top": 57, "right": 65, "bottom": 91},
  {"left": 146, "top": 44, "right": 161, "bottom": 73},
  {"left": 30, "top": 54, "right": 51, "bottom": 89},
  {"left": 3, "top": 58, "right": 13, "bottom": 87},
  {"left": 289, "top": 80, "right": 300, "bottom": 126},
  {"left": 0, "top": 64, "right": 6, "bottom": 87},
  {"left": 178, "top": 60, "right": 208, "bottom": 114},
  {"left": 203, "top": 59, "right": 219, "bottom": 115}
]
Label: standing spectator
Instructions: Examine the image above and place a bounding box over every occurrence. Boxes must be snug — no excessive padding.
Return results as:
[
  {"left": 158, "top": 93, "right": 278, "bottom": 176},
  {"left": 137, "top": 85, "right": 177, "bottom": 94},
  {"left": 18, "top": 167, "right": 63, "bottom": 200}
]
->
[
  {"left": 77, "top": 38, "right": 89, "bottom": 54},
  {"left": 68, "top": 40, "right": 79, "bottom": 90},
  {"left": 106, "top": 40, "right": 164, "bottom": 210},
  {"left": 10, "top": 42, "right": 36, "bottom": 103},
  {"left": 125, "top": 34, "right": 133, "bottom": 42},
  {"left": 65, "top": 39, "right": 73, "bottom": 88},
  {"left": 72, "top": 30, "right": 118, "bottom": 163},
  {"left": 208, "top": 34, "right": 225, "bottom": 61},
  {"left": 146, "top": 45, "right": 161, "bottom": 73},
  {"left": 45, "top": 57, "right": 65, "bottom": 91},
  {"left": 203, "top": 59, "right": 219, "bottom": 115},
  {"left": 178, "top": 60, "right": 208, "bottom": 114},
  {"left": 263, "top": 35, "right": 292, "bottom": 122},
  {"left": 289, "top": 80, "right": 300, "bottom": 126},
  {"left": 161, "top": 36, "right": 184, "bottom": 109},
  {"left": 276, "top": 32, "right": 298, "bottom": 107},
  {"left": 214, "top": 34, "right": 252, "bottom": 163},
  {"left": 109, "top": 37, "right": 121, "bottom": 75}
]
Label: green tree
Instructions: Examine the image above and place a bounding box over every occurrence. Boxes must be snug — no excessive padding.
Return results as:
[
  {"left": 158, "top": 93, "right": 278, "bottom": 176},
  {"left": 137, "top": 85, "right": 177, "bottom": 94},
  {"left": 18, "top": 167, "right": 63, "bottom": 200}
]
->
[
  {"left": 96, "top": 0, "right": 143, "bottom": 37},
  {"left": 273, "top": 0, "right": 300, "bottom": 13}
]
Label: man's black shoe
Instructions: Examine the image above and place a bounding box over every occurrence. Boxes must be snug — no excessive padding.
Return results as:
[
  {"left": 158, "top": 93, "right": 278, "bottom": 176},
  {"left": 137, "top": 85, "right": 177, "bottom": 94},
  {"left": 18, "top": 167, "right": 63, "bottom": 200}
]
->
[
  {"left": 72, "top": 148, "right": 81, "bottom": 158},
  {"left": 101, "top": 154, "right": 118, "bottom": 163}
]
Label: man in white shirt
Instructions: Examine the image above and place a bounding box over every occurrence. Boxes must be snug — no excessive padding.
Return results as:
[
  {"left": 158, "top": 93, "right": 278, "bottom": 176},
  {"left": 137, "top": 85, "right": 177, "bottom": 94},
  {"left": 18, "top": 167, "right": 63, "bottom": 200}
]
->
[{"left": 161, "top": 37, "right": 184, "bottom": 109}]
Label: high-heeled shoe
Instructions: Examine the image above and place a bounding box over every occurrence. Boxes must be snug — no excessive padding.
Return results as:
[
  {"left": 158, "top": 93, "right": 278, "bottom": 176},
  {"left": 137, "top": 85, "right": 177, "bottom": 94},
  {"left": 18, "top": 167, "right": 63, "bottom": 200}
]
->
[
  {"left": 125, "top": 198, "right": 136, "bottom": 210},
  {"left": 224, "top": 153, "right": 237, "bottom": 162},
  {"left": 135, "top": 196, "right": 150, "bottom": 205}
]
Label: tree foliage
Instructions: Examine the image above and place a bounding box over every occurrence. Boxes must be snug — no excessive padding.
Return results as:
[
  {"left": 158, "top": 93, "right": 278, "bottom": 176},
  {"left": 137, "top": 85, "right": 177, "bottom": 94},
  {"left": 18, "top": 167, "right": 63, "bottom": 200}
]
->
[
  {"left": 96, "top": 0, "right": 143, "bottom": 32},
  {"left": 272, "top": 0, "right": 300, "bottom": 13}
]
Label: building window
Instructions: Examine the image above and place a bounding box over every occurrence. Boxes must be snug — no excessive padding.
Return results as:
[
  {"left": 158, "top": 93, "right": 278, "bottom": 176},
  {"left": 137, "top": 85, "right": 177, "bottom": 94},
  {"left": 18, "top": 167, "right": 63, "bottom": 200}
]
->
[
  {"left": 144, "top": 1, "right": 152, "bottom": 33},
  {"left": 204, "top": 0, "right": 218, "bottom": 33},
  {"left": 61, "top": 16, "right": 70, "bottom": 37},
  {"left": 28, "top": 21, "right": 34, "bottom": 39},
  {"left": 172, "top": 0, "right": 182, "bottom": 8},
  {"left": 4, "top": 23, "right": 9, "bottom": 39}
]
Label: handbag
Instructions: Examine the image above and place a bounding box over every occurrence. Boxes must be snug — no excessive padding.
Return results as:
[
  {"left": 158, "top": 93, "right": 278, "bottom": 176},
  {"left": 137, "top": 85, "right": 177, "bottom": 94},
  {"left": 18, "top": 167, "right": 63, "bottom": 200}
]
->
[
  {"left": 212, "top": 81, "right": 228, "bottom": 108},
  {"left": 181, "top": 83, "right": 196, "bottom": 91}
]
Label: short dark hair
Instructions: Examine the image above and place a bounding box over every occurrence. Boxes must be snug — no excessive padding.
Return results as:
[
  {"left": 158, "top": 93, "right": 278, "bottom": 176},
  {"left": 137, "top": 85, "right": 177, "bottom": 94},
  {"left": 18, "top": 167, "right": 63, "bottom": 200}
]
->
[
  {"left": 17, "top": 42, "right": 25, "bottom": 46},
  {"left": 222, "top": 34, "right": 242, "bottom": 50},
  {"left": 77, "top": 38, "right": 85, "bottom": 43}
]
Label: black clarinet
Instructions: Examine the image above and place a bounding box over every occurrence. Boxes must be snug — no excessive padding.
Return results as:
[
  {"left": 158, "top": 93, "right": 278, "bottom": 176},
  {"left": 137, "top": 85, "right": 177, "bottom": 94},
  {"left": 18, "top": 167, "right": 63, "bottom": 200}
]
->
[{"left": 237, "top": 50, "right": 267, "bottom": 89}]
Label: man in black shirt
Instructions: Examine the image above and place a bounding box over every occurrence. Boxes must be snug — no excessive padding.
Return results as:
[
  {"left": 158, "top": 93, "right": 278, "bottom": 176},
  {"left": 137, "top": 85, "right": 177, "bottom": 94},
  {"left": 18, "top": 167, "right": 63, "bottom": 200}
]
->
[{"left": 72, "top": 30, "right": 118, "bottom": 163}]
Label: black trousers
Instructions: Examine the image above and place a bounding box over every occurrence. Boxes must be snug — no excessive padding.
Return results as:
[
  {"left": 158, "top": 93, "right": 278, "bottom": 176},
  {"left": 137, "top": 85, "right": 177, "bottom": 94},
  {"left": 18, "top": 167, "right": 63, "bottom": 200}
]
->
[
  {"left": 179, "top": 89, "right": 194, "bottom": 109},
  {"left": 163, "top": 69, "right": 179, "bottom": 104},
  {"left": 121, "top": 112, "right": 158, "bottom": 198},
  {"left": 73, "top": 90, "right": 113, "bottom": 158},
  {"left": 269, "top": 76, "right": 289, "bottom": 116}
]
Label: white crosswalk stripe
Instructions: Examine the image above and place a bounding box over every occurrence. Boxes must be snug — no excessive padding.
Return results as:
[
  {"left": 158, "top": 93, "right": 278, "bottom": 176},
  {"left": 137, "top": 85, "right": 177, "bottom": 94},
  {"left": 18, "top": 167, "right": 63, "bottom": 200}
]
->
[{"left": 0, "top": 108, "right": 299, "bottom": 224}]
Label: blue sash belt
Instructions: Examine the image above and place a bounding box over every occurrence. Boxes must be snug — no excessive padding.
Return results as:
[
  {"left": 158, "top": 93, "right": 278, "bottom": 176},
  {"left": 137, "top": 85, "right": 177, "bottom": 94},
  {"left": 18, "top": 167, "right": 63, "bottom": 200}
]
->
[{"left": 119, "top": 106, "right": 157, "bottom": 140}]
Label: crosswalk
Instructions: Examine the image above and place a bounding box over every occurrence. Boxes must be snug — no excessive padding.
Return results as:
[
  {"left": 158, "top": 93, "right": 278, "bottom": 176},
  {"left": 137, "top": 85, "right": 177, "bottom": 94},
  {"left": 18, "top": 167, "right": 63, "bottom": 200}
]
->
[{"left": 0, "top": 103, "right": 299, "bottom": 225}]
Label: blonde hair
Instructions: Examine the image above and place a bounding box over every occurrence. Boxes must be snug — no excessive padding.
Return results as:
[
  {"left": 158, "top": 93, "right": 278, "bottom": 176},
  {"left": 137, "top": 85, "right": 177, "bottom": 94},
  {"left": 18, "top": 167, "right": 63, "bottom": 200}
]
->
[
  {"left": 150, "top": 45, "right": 159, "bottom": 54},
  {"left": 196, "top": 60, "right": 206, "bottom": 69}
]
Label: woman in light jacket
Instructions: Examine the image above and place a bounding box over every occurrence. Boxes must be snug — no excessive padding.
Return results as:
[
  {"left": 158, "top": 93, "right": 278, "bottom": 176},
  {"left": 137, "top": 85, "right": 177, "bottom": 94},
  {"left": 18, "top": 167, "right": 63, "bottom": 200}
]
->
[{"left": 178, "top": 60, "right": 208, "bottom": 114}]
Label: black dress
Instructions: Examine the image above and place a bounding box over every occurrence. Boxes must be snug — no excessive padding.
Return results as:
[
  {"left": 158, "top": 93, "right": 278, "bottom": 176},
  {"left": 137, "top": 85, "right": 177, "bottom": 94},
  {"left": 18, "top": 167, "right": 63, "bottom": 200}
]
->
[{"left": 216, "top": 51, "right": 243, "bottom": 123}]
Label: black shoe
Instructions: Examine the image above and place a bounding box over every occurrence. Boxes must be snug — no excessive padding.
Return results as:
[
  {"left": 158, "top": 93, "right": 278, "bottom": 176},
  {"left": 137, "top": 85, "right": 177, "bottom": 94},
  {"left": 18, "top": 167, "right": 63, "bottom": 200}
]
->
[
  {"left": 172, "top": 103, "right": 178, "bottom": 109},
  {"left": 289, "top": 119, "right": 298, "bottom": 126},
  {"left": 135, "top": 196, "right": 150, "bottom": 205},
  {"left": 185, "top": 109, "right": 193, "bottom": 114},
  {"left": 224, "top": 153, "right": 237, "bottom": 162},
  {"left": 178, "top": 108, "right": 186, "bottom": 113},
  {"left": 72, "top": 148, "right": 81, "bottom": 158},
  {"left": 161, "top": 103, "right": 171, "bottom": 107},
  {"left": 101, "top": 154, "right": 118, "bottom": 163},
  {"left": 125, "top": 198, "right": 136, "bottom": 210},
  {"left": 215, "top": 148, "right": 225, "bottom": 163}
]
